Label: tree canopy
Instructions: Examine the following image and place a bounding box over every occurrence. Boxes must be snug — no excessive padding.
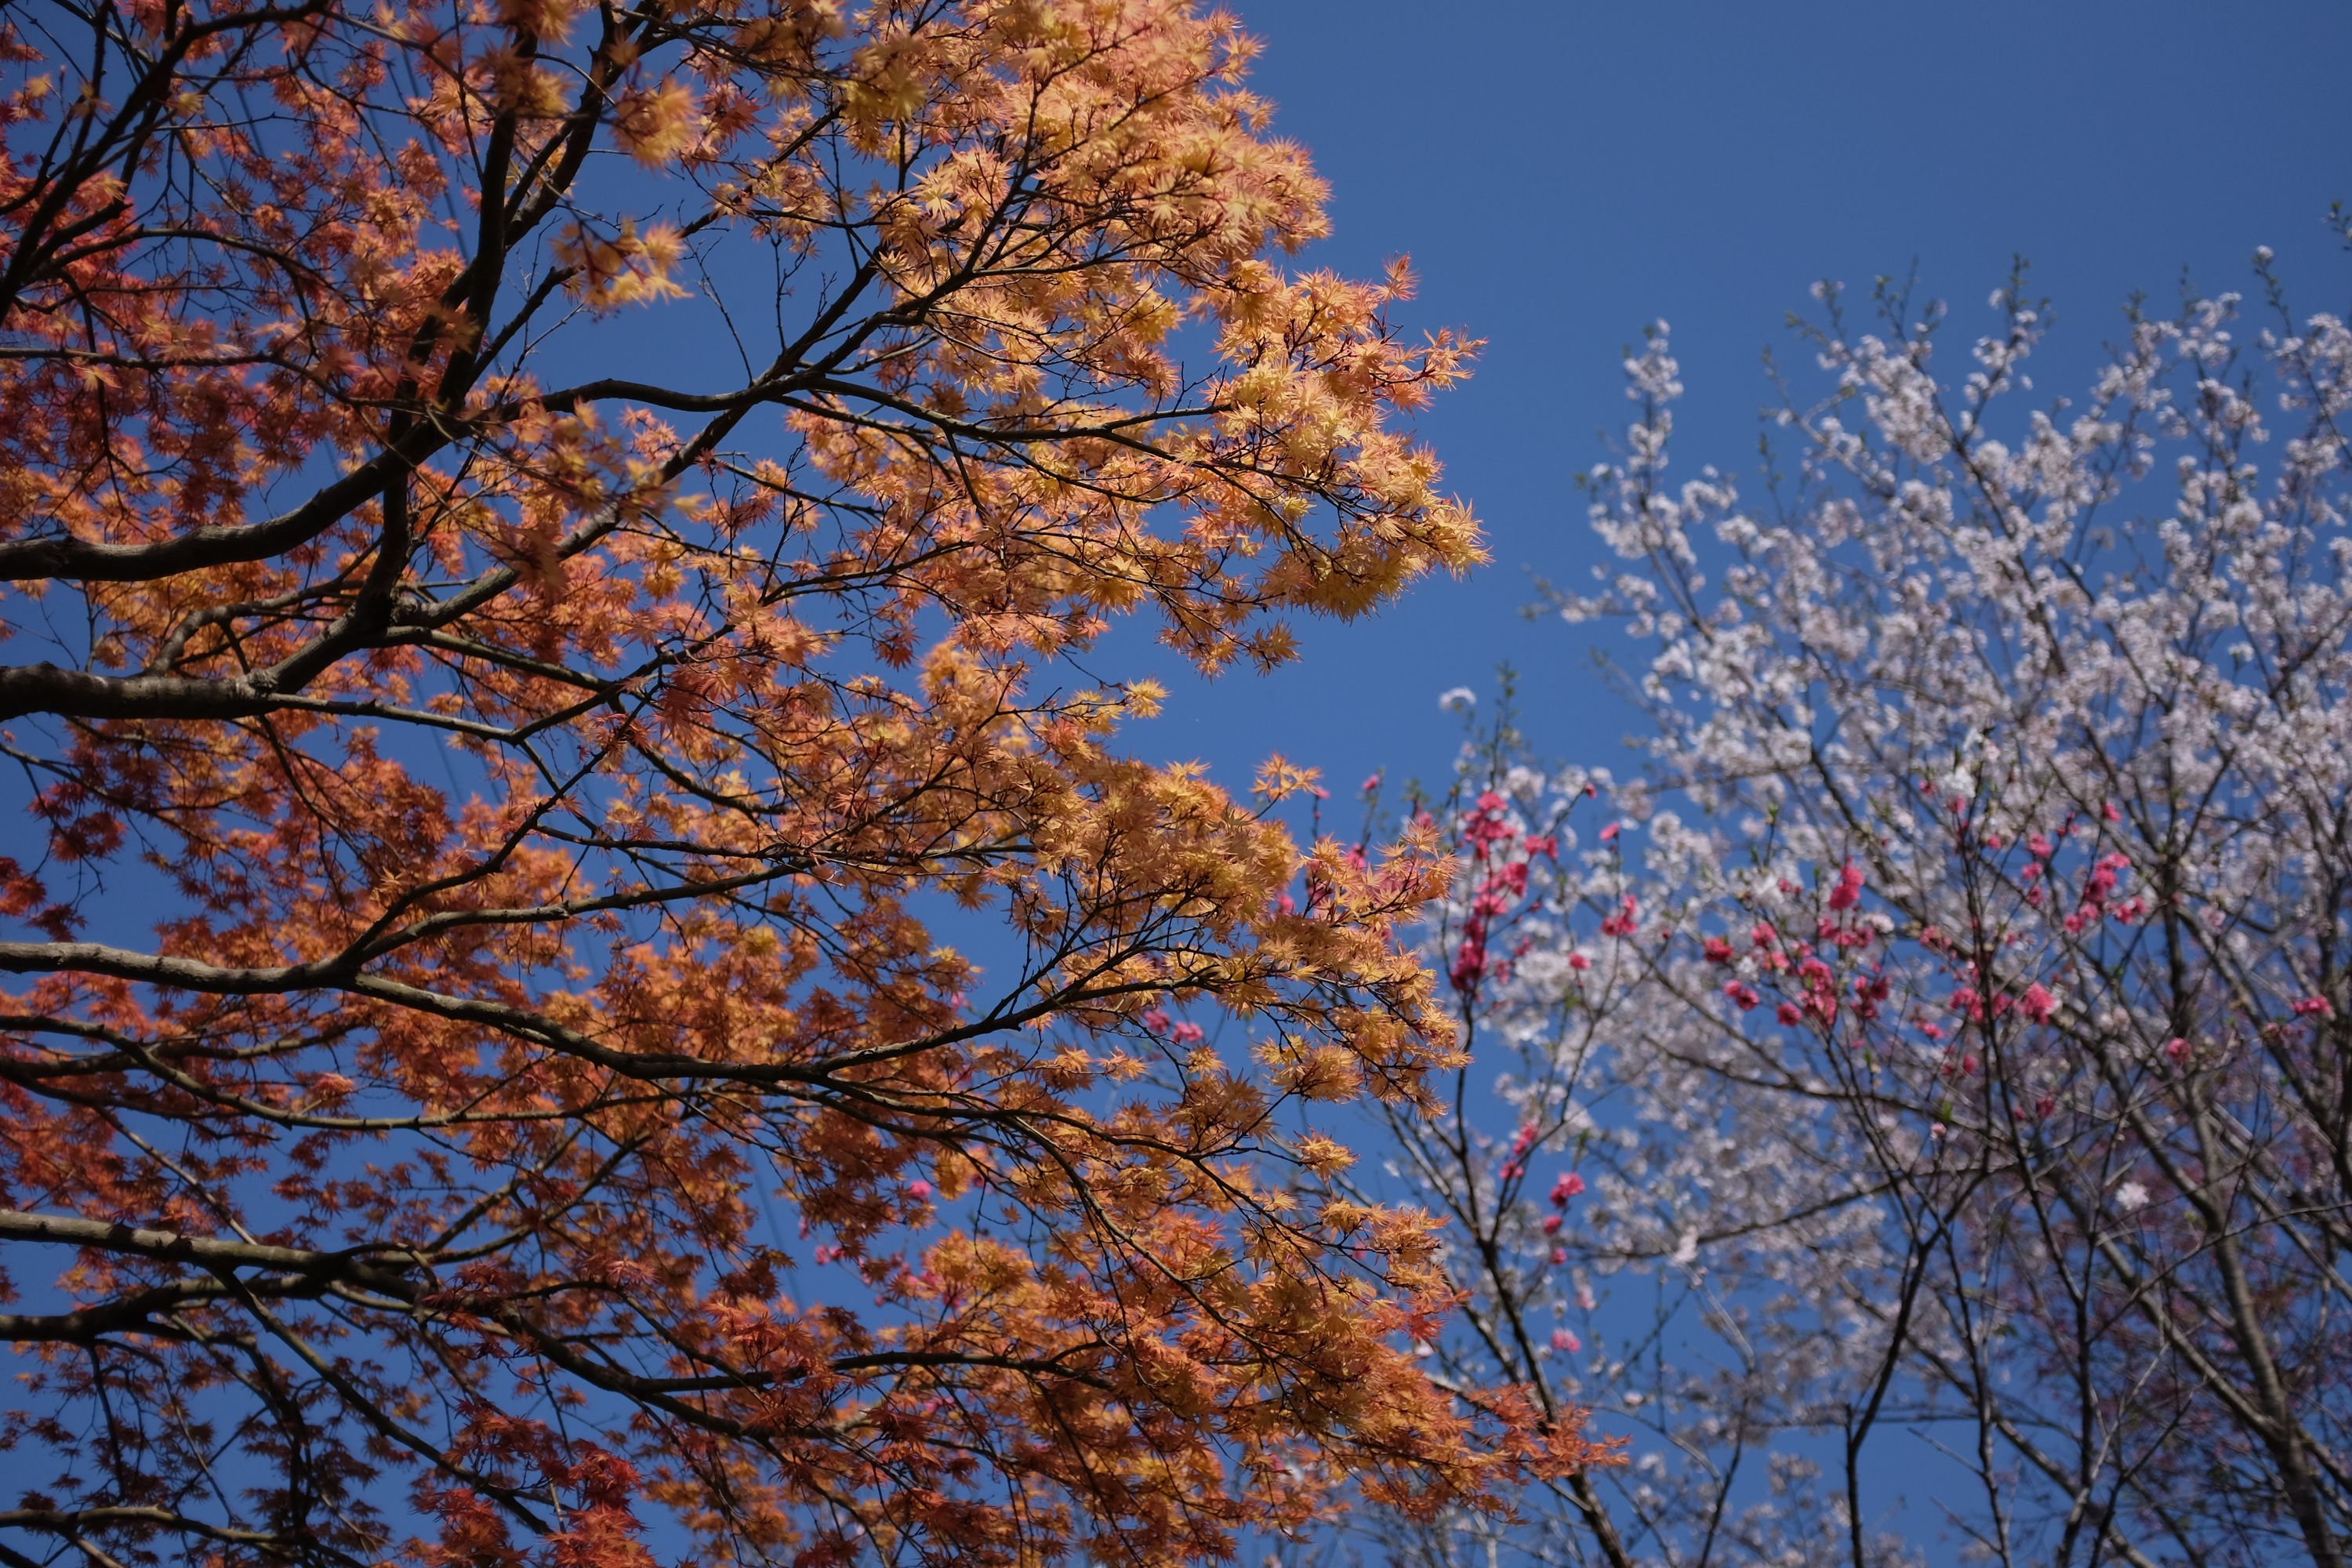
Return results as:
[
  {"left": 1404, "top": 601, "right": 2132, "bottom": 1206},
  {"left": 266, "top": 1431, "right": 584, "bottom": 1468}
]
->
[
  {"left": 1400, "top": 271, "right": 2352, "bottom": 1568},
  {"left": 0, "top": 3, "right": 1602, "bottom": 1564}
]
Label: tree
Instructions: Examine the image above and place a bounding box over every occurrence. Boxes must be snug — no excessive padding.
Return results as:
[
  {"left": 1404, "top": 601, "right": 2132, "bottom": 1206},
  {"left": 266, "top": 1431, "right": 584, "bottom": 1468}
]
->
[
  {"left": 0, "top": 4, "right": 1589, "bottom": 1564},
  {"left": 1391, "top": 263, "right": 2352, "bottom": 1568}
]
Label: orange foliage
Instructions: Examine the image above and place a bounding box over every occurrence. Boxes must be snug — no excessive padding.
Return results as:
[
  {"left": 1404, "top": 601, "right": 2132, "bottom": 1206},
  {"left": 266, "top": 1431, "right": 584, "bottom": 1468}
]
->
[{"left": 0, "top": 2, "right": 1597, "bottom": 1564}]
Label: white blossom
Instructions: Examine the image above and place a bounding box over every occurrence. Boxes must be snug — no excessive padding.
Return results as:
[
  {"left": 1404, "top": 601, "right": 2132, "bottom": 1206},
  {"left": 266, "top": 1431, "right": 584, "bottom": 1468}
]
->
[{"left": 1390, "top": 268, "right": 2352, "bottom": 1568}]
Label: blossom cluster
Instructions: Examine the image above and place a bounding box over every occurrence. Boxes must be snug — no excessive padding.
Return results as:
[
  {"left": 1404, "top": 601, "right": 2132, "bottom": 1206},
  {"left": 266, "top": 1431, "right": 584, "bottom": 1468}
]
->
[{"left": 1397, "top": 266, "right": 2352, "bottom": 1568}]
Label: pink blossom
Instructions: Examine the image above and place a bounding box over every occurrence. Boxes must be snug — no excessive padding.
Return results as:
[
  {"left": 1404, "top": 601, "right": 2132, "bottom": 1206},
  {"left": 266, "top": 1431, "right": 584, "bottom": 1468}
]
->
[{"left": 1406, "top": 285, "right": 2352, "bottom": 1563}]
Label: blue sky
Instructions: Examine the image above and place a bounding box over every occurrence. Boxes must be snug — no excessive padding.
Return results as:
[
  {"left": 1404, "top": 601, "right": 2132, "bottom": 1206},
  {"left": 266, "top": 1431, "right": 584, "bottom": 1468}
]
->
[
  {"left": 6, "top": 9, "right": 2342, "bottom": 1556},
  {"left": 1122, "top": 0, "right": 2352, "bottom": 804},
  {"left": 1155, "top": 10, "right": 2351, "bottom": 1548}
]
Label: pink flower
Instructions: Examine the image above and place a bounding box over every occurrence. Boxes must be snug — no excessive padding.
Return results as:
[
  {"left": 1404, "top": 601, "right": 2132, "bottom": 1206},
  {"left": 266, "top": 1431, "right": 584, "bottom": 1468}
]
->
[
  {"left": 2018, "top": 983, "right": 2056, "bottom": 1024},
  {"left": 1724, "top": 980, "right": 1761, "bottom": 1010},
  {"left": 906, "top": 1180, "right": 932, "bottom": 1201},
  {"left": 1567, "top": 952, "right": 1591, "bottom": 971},
  {"left": 1541, "top": 1213, "right": 1563, "bottom": 1236},
  {"left": 1828, "top": 862, "right": 1864, "bottom": 911},
  {"left": 1550, "top": 1328, "right": 1581, "bottom": 1354},
  {"left": 1776, "top": 1001, "right": 1804, "bottom": 1026},
  {"left": 1599, "top": 821, "right": 1621, "bottom": 842},
  {"left": 2164, "top": 1036, "right": 2190, "bottom": 1063},
  {"left": 1703, "top": 936, "right": 1735, "bottom": 964},
  {"left": 2292, "top": 996, "right": 2335, "bottom": 1018},
  {"left": 1550, "top": 1171, "right": 1584, "bottom": 1206},
  {"left": 1170, "top": 1021, "right": 1206, "bottom": 1046}
]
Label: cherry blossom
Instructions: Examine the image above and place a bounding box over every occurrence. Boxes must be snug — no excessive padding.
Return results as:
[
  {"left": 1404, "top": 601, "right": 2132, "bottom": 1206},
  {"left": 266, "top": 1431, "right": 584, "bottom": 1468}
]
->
[{"left": 1390, "top": 261, "right": 2352, "bottom": 1568}]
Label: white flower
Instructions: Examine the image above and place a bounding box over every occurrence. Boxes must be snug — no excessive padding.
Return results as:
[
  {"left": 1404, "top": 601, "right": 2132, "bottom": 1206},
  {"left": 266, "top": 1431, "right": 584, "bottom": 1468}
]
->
[
  {"left": 1403, "top": 271, "right": 2352, "bottom": 1565},
  {"left": 1436, "top": 686, "right": 1477, "bottom": 713}
]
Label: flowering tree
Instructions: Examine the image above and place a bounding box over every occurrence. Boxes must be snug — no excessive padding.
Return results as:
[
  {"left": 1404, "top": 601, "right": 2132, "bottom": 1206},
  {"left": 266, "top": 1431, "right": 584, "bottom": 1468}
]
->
[
  {"left": 0, "top": 4, "right": 1595, "bottom": 1565},
  {"left": 1392, "top": 263, "right": 2352, "bottom": 1568}
]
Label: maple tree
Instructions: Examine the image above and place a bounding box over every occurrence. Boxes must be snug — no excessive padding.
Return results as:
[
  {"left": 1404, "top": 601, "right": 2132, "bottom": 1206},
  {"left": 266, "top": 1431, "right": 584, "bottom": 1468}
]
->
[
  {"left": 1391, "top": 265, "right": 2352, "bottom": 1568},
  {"left": 0, "top": 2, "right": 1605, "bottom": 1564}
]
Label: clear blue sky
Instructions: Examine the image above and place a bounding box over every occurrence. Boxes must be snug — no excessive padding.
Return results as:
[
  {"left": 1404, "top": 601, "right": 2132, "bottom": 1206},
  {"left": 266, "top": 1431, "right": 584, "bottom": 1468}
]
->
[
  {"left": 1124, "top": 0, "right": 2352, "bottom": 801},
  {"left": 1171, "top": 11, "right": 2350, "bottom": 1548}
]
